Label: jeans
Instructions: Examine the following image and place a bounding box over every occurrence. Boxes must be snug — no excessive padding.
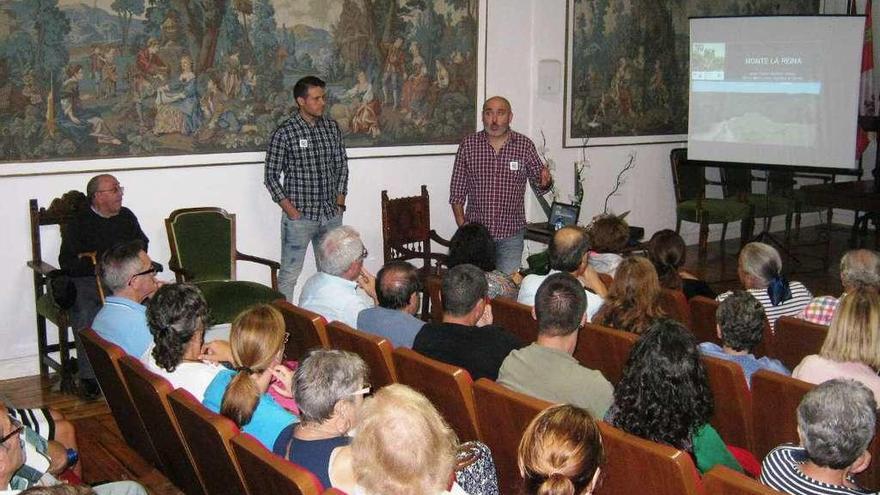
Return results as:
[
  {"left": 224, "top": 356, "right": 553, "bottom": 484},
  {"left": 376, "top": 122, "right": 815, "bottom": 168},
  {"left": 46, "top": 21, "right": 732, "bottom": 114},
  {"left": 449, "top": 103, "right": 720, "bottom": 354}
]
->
[
  {"left": 494, "top": 229, "right": 525, "bottom": 275},
  {"left": 70, "top": 276, "right": 102, "bottom": 380},
  {"left": 279, "top": 213, "right": 342, "bottom": 301}
]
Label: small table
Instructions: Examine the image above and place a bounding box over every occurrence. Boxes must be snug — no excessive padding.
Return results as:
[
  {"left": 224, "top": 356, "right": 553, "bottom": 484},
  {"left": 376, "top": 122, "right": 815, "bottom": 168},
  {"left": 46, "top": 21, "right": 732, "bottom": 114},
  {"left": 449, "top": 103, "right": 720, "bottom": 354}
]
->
[
  {"left": 525, "top": 222, "right": 645, "bottom": 246},
  {"left": 800, "top": 180, "right": 879, "bottom": 247}
]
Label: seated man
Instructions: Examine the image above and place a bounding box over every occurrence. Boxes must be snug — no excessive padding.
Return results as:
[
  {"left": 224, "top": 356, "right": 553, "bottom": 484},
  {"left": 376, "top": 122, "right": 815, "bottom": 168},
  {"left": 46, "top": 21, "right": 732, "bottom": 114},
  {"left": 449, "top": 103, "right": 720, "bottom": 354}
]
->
[
  {"left": 60, "top": 174, "right": 149, "bottom": 399},
  {"left": 299, "top": 225, "right": 376, "bottom": 327},
  {"left": 586, "top": 213, "right": 628, "bottom": 276},
  {"left": 91, "top": 241, "right": 159, "bottom": 358},
  {"left": 356, "top": 261, "right": 424, "bottom": 348},
  {"left": 413, "top": 264, "right": 522, "bottom": 380},
  {"left": 499, "top": 272, "right": 613, "bottom": 417},
  {"left": 518, "top": 226, "right": 606, "bottom": 322},
  {"left": 761, "top": 379, "right": 875, "bottom": 495},
  {"left": 798, "top": 249, "right": 880, "bottom": 326},
  {"left": 698, "top": 290, "right": 789, "bottom": 387}
]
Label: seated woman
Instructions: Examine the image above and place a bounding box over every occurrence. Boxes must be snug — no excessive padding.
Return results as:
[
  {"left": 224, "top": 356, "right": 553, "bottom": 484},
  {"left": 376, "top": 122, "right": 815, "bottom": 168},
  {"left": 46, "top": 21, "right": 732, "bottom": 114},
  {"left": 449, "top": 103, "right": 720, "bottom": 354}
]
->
[
  {"left": 608, "top": 319, "right": 747, "bottom": 475},
  {"left": 202, "top": 304, "right": 296, "bottom": 449},
  {"left": 142, "top": 283, "right": 221, "bottom": 401},
  {"left": 272, "top": 349, "right": 368, "bottom": 490},
  {"left": 518, "top": 404, "right": 604, "bottom": 495},
  {"left": 592, "top": 256, "right": 664, "bottom": 334},
  {"left": 647, "top": 229, "right": 716, "bottom": 300},
  {"left": 586, "top": 214, "right": 629, "bottom": 276},
  {"left": 793, "top": 289, "right": 880, "bottom": 402},
  {"left": 448, "top": 223, "right": 518, "bottom": 299},
  {"left": 761, "top": 379, "right": 875, "bottom": 494},
  {"left": 717, "top": 242, "right": 811, "bottom": 329}
]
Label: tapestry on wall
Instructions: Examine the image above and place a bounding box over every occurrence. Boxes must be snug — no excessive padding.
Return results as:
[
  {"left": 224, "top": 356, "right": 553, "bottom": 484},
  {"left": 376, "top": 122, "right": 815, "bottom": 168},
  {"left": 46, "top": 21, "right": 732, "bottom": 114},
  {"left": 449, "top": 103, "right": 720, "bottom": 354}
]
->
[
  {"left": 0, "top": 0, "right": 478, "bottom": 164},
  {"left": 564, "top": 0, "right": 819, "bottom": 147}
]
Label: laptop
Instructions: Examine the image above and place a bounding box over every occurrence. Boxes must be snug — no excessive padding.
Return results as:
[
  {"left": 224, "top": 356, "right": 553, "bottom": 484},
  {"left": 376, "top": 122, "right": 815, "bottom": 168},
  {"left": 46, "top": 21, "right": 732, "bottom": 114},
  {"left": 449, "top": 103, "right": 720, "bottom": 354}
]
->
[{"left": 527, "top": 201, "right": 581, "bottom": 237}]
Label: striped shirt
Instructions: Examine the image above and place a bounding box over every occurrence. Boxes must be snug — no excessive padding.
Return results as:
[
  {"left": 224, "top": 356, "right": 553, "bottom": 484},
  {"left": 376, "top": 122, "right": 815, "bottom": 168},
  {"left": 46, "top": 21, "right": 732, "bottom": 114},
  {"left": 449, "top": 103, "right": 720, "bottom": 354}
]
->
[
  {"left": 450, "top": 130, "right": 548, "bottom": 239},
  {"left": 264, "top": 112, "right": 348, "bottom": 221},
  {"left": 761, "top": 445, "right": 872, "bottom": 494},
  {"left": 717, "top": 281, "right": 812, "bottom": 330}
]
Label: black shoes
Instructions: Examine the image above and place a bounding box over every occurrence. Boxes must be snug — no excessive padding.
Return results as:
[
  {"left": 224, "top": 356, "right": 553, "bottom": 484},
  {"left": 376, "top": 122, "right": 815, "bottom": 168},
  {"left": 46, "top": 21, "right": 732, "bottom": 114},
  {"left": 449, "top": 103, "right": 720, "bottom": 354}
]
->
[{"left": 77, "top": 378, "right": 102, "bottom": 401}]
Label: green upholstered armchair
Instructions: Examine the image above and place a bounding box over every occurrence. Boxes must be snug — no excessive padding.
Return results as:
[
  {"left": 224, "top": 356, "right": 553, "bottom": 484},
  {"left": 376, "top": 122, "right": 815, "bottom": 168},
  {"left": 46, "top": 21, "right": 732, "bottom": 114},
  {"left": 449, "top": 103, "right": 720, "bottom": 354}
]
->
[
  {"left": 720, "top": 166, "right": 796, "bottom": 242},
  {"left": 165, "top": 207, "right": 284, "bottom": 324},
  {"left": 670, "top": 148, "right": 752, "bottom": 257}
]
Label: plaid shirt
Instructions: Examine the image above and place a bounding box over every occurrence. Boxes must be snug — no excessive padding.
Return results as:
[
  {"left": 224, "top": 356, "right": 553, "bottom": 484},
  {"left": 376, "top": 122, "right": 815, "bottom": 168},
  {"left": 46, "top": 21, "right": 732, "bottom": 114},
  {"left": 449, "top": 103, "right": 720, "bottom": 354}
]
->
[
  {"left": 450, "top": 130, "right": 548, "bottom": 239},
  {"left": 797, "top": 295, "right": 839, "bottom": 326},
  {"left": 264, "top": 112, "right": 348, "bottom": 221}
]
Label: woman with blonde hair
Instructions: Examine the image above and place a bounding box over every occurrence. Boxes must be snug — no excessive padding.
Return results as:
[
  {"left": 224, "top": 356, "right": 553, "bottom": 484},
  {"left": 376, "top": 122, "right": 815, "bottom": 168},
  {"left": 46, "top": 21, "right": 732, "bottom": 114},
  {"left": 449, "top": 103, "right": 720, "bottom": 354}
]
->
[
  {"left": 518, "top": 404, "right": 604, "bottom": 495},
  {"left": 592, "top": 256, "right": 664, "bottom": 334},
  {"left": 793, "top": 289, "right": 880, "bottom": 401},
  {"left": 202, "top": 304, "right": 296, "bottom": 449}
]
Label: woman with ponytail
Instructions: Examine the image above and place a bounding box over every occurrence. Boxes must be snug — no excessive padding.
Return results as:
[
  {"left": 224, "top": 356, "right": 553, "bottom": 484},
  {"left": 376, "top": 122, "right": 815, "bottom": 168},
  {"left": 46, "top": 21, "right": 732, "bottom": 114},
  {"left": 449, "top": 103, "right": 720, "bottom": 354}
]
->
[
  {"left": 518, "top": 405, "right": 604, "bottom": 495},
  {"left": 717, "top": 242, "right": 811, "bottom": 329},
  {"left": 143, "top": 283, "right": 221, "bottom": 401},
  {"left": 647, "top": 230, "right": 715, "bottom": 300},
  {"left": 202, "top": 304, "right": 297, "bottom": 449}
]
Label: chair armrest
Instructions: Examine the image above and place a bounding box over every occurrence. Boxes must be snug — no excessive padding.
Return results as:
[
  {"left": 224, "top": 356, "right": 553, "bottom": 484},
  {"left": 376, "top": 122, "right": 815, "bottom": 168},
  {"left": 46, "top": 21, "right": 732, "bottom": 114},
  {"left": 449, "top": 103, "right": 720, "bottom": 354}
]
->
[
  {"left": 236, "top": 251, "right": 281, "bottom": 291},
  {"left": 429, "top": 230, "right": 451, "bottom": 248},
  {"left": 168, "top": 260, "right": 192, "bottom": 282},
  {"left": 394, "top": 245, "right": 448, "bottom": 265},
  {"left": 77, "top": 251, "right": 97, "bottom": 267},
  {"left": 27, "top": 260, "right": 58, "bottom": 275}
]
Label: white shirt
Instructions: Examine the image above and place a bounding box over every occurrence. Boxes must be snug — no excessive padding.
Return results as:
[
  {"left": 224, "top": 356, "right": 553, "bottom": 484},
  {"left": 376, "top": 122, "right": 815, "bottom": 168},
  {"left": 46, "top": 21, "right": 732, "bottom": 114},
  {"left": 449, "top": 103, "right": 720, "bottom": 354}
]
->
[
  {"left": 141, "top": 344, "right": 223, "bottom": 401},
  {"left": 517, "top": 270, "right": 604, "bottom": 322},
  {"left": 299, "top": 272, "right": 374, "bottom": 327}
]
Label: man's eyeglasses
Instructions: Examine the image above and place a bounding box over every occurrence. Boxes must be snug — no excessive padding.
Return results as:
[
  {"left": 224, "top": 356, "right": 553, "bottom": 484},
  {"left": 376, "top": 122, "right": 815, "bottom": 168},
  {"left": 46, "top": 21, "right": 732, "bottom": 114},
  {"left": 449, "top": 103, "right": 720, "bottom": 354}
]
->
[
  {"left": 97, "top": 185, "right": 124, "bottom": 194},
  {"left": 1, "top": 417, "right": 23, "bottom": 446},
  {"left": 349, "top": 384, "right": 371, "bottom": 397},
  {"left": 128, "top": 266, "right": 157, "bottom": 285},
  {"left": 360, "top": 247, "right": 369, "bottom": 260}
]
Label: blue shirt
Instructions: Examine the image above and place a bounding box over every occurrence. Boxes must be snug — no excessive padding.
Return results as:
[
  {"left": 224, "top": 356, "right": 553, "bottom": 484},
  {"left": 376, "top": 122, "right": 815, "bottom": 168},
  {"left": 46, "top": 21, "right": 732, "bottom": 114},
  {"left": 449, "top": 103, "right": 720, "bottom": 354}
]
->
[
  {"left": 356, "top": 306, "right": 424, "bottom": 348},
  {"left": 91, "top": 295, "right": 152, "bottom": 357},
  {"left": 698, "top": 342, "right": 790, "bottom": 387},
  {"left": 299, "top": 272, "right": 374, "bottom": 328},
  {"left": 202, "top": 369, "right": 298, "bottom": 449}
]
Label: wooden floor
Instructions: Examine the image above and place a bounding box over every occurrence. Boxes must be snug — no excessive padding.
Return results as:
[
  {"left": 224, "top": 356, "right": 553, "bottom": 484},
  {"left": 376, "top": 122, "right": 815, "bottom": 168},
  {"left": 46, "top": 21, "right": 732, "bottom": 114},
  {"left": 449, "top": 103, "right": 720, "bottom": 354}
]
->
[{"left": 0, "top": 223, "right": 871, "bottom": 495}]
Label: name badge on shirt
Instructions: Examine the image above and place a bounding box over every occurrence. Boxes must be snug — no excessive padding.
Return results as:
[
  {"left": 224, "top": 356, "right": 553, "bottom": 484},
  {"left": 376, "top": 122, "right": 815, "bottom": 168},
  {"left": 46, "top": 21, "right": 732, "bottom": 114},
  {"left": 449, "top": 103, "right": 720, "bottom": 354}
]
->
[
  {"left": 299, "top": 139, "right": 309, "bottom": 148},
  {"left": 509, "top": 160, "right": 520, "bottom": 171}
]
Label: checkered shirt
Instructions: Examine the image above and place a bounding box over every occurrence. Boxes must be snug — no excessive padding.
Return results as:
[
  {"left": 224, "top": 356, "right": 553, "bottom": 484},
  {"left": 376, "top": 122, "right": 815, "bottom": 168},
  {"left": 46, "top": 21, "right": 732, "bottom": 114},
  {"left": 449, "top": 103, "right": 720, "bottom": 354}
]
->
[
  {"left": 264, "top": 112, "right": 348, "bottom": 221},
  {"left": 797, "top": 295, "right": 839, "bottom": 326},
  {"left": 449, "top": 130, "right": 548, "bottom": 239}
]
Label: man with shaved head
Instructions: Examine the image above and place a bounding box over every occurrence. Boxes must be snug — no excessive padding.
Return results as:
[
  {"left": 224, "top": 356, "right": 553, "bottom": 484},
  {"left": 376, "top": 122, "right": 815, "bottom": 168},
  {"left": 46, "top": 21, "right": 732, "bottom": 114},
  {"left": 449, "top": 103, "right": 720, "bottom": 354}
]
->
[
  {"left": 450, "top": 95, "right": 553, "bottom": 275},
  {"left": 357, "top": 261, "right": 424, "bottom": 348}
]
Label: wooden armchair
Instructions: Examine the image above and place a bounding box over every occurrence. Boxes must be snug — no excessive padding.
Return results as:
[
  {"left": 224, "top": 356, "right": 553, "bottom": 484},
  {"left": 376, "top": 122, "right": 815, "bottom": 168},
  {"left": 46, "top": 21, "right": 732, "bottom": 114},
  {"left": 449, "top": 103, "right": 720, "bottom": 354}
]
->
[
  {"left": 231, "top": 433, "right": 324, "bottom": 495},
  {"left": 273, "top": 300, "right": 329, "bottom": 362},
  {"left": 325, "top": 321, "right": 397, "bottom": 388},
  {"left": 769, "top": 316, "right": 827, "bottom": 370},
  {"left": 491, "top": 297, "right": 539, "bottom": 344},
  {"left": 573, "top": 323, "right": 638, "bottom": 386},
  {"left": 702, "top": 355, "right": 754, "bottom": 454},
  {"left": 704, "top": 466, "right": 784, "bottom": 495}
]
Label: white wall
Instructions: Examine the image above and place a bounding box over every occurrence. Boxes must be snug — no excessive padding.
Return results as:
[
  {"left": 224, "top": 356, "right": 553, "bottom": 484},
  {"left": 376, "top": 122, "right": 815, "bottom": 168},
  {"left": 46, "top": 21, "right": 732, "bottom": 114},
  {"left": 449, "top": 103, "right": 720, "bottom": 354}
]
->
[{"left": 0, "top": 0, "right": 871, "bottom": 378}]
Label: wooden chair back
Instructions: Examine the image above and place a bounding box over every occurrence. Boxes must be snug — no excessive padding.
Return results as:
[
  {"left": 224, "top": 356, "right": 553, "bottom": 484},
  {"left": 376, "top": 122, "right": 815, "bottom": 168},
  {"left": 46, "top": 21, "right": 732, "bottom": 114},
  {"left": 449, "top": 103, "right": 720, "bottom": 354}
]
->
[
  {"left": 117, "top": 356, "right": 206, "bottom": 495},
  {"left": 79, "top": 329, "right": 161, "bottom": 469},
  {"left": 750, "top": 370, "right": 814, "bottom": 460},
  {"left": 703, "top": 466, "right": 783, "bottom": 495},
  {"left": 168, "top": 388, "right": 250, "bottom": 495},
  {"left": 491, "top": 297, "right": 538, "bottom": 344},
  {"left": 595, "top": 421, "right": 701, "bottom": 495},
  {"left": 702, "top": 355, "right": 754, "bottom": 454},
  {"left": 690, "top": 296, "right": 721, "bottom": 345},
  {"left": 671, "top": 147, "right": 705, "bottom": 204},
  {"left": 273, "top": 300, "right": 329, "bottom": 361},
  {"left": 573, "top": 323, "right": 638, "bottom": 386},
  {"left": 392, "top": 347, "right": 480, "bottom": 441},
  {"left": 660, "top": 288, "right": 692, "bottom": 328},
  {"left": 380, "top": 185, "right": 448, "bottom": 269},
  {"left": 325, "top": 321, "right": 397, "bottom": 388},
  {"left": 472, "top": 379, "right": 552, "bottom": 495},
  {"left": 770, "top": 317, "right": 828, "bottom": 370},
  {"left": 231, "top": 433, "right": 324, "bottom": 495},
  {"left": 424, "top": 273, "right": 443, "bottom": 322}
]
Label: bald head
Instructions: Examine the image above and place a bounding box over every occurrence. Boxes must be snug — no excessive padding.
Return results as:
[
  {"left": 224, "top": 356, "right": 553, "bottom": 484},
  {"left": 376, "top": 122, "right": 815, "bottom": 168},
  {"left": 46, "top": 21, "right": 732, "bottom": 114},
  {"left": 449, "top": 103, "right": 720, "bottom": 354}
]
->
[
  {"left": 482, "top": 96, "right": 511, "bottom": 112},
  {"left": 549, "top": 226, "right": 591, "bottom": 273},
  {"left": 841, "top": 249, "right": 880, "bottom": 292},
  {"left": 376, "top": 261, "right": 421, "bottom": 312}
]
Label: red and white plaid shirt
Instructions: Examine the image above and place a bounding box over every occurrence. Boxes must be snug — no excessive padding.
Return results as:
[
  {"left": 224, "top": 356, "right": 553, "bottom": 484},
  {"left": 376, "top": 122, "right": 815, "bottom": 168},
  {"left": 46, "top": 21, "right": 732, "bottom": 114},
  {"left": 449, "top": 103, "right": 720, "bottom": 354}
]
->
[
  {"left": 797, "top": 295, "right": 839, "bottom": 326},
  {"left": 449, "top": 130, "right": 548, "bottom": 239}
]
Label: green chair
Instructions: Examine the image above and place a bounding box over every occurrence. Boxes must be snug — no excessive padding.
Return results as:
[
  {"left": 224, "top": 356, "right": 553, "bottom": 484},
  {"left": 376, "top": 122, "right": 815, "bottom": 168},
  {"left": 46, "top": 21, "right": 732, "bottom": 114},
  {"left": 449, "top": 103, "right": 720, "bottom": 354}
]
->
[
  {"left": 720, "top": 167, "right": 795, "bottom": 242},
  {"left": 670, "top": 148, "right": 752, "bottom": 257},
  {"left": 165, "top": 207, "right": 284, "bottom": 323}
]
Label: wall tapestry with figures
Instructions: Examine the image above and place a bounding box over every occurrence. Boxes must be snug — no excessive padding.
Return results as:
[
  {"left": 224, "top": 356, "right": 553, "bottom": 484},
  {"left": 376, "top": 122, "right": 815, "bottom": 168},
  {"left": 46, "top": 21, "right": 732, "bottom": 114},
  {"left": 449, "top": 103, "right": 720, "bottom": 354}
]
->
[
  {"left": 564, "top": 0, "right": 819, "bottom": 147},
  {"left": 0, "top": 0, "right": 479, "bottom": 165}
]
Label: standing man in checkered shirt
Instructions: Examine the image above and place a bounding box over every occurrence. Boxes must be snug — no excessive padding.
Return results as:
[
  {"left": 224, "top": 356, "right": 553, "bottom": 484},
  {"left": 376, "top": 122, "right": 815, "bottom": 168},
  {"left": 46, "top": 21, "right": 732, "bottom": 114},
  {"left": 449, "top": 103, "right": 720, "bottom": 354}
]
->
[
  {"left": 450, "top": 96, "right": 553, "bottom": 275},
  {"left": 265, "top": 76, "right": 349, "bottom": 301}
]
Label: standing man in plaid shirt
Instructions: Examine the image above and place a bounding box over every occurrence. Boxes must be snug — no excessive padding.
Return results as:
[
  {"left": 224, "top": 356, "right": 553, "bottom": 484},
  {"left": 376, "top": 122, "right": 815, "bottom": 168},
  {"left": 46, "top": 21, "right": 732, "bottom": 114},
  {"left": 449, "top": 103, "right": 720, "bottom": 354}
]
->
[
  {"left": 450, "top": 96, "right": 553, "bottom": 274},
  {"left": 265, "top": 76, "right": 348, "bottom": 301}
]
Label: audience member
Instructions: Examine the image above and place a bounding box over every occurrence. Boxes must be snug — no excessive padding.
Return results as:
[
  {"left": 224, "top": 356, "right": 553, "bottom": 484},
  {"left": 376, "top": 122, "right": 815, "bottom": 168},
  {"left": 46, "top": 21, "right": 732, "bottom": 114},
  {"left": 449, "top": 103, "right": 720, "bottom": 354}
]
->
[
  {"left": 60, "top": 174, "right": 149, "bottom": 399},
  {"left": 350, "top": 384, "right": 470, "bottom": 495},
  {"left": 273, "top": 349, "right": 367, "bottom": 490},
  {"left": 142, "top": 283, "right": 222, "bottom": 401},
  {"left": 793, "top": 290, "right": 880, "bottom": 401},
  {"left": 447, "top": 222, "right": 518, "bottom": 299},
  {"left": 698, "top": 291, "right": 789, "bottom": 386},
  {"left": 518, "top": 226, "right": 606, "bottom": 322},
  {"left": 518, "top": 404, "right": 604, "bottom": 495},
  {"left": 91, "top": 241, "right": 160, "bottom": 358},
  {"left": 798, "top": 249, "right": 880, "bottom": 326},
  {"left": 499, "top": 273, "right": 613, "bottom": 417},
  {"left": 5, "top": 407, "right": 78, "bottom": 477},
  {"left": 608, "top": 319, "right": 745, "bottom": 474},
  {"left": 761, "top": 379, "right": 875, "bottom": 495},
  {"left": 299, "top": 225, "right": 376, "bottom": 327},
  {"left": 356, "top": 261, "right": 424, "bottom": 348},
  {"left": 202, "top": 304, "right": 297, "bottom": 449},
  {"left": 647, "top": 229, "right": 716, "bottom": 300},
  {"left": 586, "top": 214, "right": 628, "bottom": 276},
  {"left": 718, "top": 242, "right": 811, "bottom": 329},
  {"left": 20, "top": 485, "right": 96, "bottom": 494},
  {"left": 413, "top": 264, "right": 522, "bottom": 380},
  {"left": 592, "top": 256, "right": 664, "bottom": 334}
]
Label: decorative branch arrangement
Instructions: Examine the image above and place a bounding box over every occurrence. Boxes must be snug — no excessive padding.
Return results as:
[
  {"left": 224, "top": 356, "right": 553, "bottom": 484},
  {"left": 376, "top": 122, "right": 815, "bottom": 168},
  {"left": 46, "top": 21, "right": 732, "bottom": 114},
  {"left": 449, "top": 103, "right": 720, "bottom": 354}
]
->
[{"left": 604, "top": 153, "right": 636, "bottom": 214}]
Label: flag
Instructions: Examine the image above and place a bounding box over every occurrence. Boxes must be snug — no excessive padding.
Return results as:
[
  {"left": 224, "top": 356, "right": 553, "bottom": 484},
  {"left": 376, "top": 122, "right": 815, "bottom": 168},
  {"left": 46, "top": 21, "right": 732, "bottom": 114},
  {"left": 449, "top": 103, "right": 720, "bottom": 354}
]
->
[{"left": 857, "top": 0, "right": 876, "bottom": 157}]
